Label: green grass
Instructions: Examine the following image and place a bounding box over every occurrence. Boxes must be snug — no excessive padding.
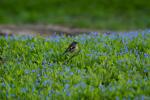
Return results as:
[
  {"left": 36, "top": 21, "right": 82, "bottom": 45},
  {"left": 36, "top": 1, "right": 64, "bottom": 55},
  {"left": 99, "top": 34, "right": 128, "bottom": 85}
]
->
[
  {"left": 0, "top": 0, "right": 150, "bottom": 30},
  {"left": 0, "top": 32, "right": 150, "bottom": 99}
]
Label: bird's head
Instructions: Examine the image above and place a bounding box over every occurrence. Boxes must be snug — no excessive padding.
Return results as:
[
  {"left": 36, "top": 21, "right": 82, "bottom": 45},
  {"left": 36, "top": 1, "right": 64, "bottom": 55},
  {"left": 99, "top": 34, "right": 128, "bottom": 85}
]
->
[{"left": 72, "top": 41, "right": 78, "bottom": 45}]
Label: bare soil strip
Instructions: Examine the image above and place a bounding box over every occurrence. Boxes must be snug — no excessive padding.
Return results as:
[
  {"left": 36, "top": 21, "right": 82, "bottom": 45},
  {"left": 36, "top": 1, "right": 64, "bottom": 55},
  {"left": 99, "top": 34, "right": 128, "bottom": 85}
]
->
[{"left": 0, "top": 25, "right": 102, "bottom": 36}]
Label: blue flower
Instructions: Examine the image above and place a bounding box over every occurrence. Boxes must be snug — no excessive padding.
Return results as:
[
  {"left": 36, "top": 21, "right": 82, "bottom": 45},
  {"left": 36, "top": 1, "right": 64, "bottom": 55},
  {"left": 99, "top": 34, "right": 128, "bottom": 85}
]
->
[
  {"left": 5, "top": 33, "right": 9, "bottom": 39},
  {"left": 25, "top": 69, "right": 30, "bottom": 74},
  {"left": 144, "top": 53, "right": 149, "bottom": 58},
  {"left": 64, "top": 84, "right": 70, "bottom": 90},
  {"left": 44, "top": 74, "right": 48, "bottom": 78},
  {"left": 91, "top": 32, "right": 98, "bottom": 36},
  {"left": 99, "top": 84, "right": 105, "bottom": 92},
  {"left": 69, "top": 72, "right": 74, "bottom": 75},
  {"left": 43, "top": 80, "right": 50, "bottom": 86},
  {"left": 144, "top": 69, "right": 148, "bottom": 73},
  {"left": 127, "top": 80, "right": 132, "bottom": 84},
  {"left": 74, "top": 82, "right": 86, "bottom": 89},
  {"left": 32, "top": 87, "right": 35, "bottom": 92},
  {"left": 21, "top": 88, "right": 28, "bottom": 93},
  {"left": 1, "top": 82, "right": 6, "bottom": 87},
  {"left": 32, "top": 70, "right": 36, "bottom": 73}
]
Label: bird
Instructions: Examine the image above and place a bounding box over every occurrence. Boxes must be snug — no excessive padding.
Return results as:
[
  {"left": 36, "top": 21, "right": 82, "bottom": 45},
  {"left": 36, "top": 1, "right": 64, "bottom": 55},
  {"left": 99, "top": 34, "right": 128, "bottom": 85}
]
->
[{"left": 63, "top": 41, "right": 79, "bottom": 55}]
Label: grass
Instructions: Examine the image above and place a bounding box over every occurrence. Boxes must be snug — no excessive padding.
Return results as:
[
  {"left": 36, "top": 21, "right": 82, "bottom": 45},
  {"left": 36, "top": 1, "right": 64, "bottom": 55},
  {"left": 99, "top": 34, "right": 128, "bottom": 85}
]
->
[
  {"left": 0, "top": 31, "right": 150, "bottom": 99},
  {"left": 0, "top": 0, "right": 150, "bottom": 30}
]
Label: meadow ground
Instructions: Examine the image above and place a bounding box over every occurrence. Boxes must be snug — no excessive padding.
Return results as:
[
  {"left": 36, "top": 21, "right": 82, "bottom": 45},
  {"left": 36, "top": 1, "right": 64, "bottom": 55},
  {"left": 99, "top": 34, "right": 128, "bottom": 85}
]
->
[
  {"left": 1, "top": 0, "right": 150, "bottom": 99},
  {"left": 0, "top": 30, "right": 150, "bottom": 99}
]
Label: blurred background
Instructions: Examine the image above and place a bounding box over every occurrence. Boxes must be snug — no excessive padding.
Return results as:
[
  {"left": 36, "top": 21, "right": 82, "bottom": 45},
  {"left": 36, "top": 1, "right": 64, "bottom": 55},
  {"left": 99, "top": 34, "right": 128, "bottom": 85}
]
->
[{"left": 0, "top": 0, "right": 150, "bottom": 33}]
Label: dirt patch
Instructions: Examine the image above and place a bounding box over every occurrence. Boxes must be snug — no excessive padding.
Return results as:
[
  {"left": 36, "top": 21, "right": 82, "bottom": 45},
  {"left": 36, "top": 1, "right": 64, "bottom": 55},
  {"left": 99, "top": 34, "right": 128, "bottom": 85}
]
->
[{"left": 0, "top": 24, "right": 103, "bottom": 36}]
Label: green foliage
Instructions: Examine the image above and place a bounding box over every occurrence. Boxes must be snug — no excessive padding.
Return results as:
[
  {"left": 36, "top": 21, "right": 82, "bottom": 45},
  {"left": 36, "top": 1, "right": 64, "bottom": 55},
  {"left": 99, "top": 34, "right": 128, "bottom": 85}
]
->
[
  {"left": 0, "top": 33, "right": 150, "bottom": 99},
  {"left": 0, "top": 0, "right": 150, "bottom": 30}
]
